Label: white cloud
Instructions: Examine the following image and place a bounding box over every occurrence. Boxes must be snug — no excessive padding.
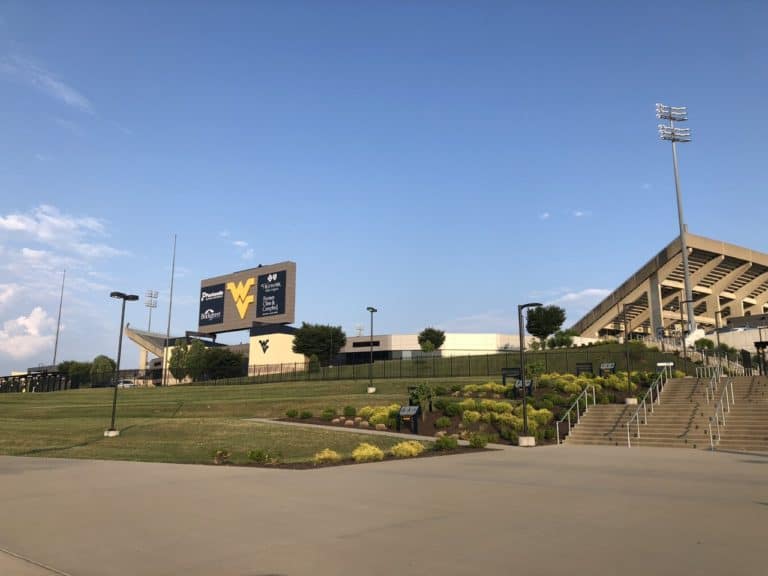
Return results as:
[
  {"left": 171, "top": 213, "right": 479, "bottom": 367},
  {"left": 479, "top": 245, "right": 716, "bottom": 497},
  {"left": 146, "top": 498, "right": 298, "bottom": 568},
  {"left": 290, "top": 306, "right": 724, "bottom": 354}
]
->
[
  {"left": 0, "top": 284, "right": 18, "bottom": 306},
  {"left": 539, "top": 212, "right": 550, "bottom": 220},
  {"left": 573, "top": 210, "right": 592, "bottom": 218},
  {"left": 232, "top": 240, "right": 248, "bottom": 248},
  {"left": 242, "top": 248, "right": 254, "bottom": 260},
  {"left": 219, "top": 230, "right": 230, "bottom": 238},
  {"left": 0, "top": 205, "right": 124, "bottom": 260},
  {"left": 440, "top": 309, "right": 516, "bottom": 333},
  {"left": 0, "top": 307, "right": 55, "bottom": 360},
  {"left": 1, "top": 55, "right": 93, "bottom": 113},
  {"left": 551, "top": 288, "right": 610, "bottom": 305}
]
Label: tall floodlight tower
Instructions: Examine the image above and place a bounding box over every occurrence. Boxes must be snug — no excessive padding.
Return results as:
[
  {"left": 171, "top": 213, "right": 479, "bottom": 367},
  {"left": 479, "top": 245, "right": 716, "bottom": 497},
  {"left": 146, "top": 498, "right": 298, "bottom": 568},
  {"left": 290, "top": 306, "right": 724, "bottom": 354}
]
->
[
  {"left": 145, "top": 290, "right": 159, "bottom": 332},
  {"left": 657, "top": 103, "right": 696, "bottom": 335}
]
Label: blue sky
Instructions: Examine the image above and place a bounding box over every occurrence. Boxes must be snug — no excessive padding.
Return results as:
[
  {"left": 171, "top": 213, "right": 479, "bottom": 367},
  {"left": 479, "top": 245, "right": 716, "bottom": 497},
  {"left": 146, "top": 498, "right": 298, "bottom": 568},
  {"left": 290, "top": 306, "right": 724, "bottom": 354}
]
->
[{"left": 0, "top": 1, "right": 766, "bottom": 373}]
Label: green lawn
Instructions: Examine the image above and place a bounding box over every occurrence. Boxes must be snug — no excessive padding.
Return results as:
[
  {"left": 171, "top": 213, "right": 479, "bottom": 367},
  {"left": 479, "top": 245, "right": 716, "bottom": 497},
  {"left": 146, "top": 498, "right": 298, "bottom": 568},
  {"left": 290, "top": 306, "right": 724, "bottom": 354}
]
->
[{"left": 0, "top": 378, "right": 483, "bottom": 465}]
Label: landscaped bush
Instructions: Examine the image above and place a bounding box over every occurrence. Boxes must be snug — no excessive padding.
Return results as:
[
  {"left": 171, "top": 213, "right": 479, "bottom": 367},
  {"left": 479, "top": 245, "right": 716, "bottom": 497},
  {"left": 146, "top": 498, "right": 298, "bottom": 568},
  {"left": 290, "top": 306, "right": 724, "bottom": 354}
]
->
[
  {"left": 313, "top": 448, "right": 342, "bottom": 465},
  {"left": 433, "top": 397, "right": 449, "bottom": 412},
  {"left": 433, "top": 385, "right": 448, "bottom": 396},
  {"left": 435, "top": 416, "right": 452, "bottom": 429},
  {"left": 443, "top": 402, "right": 461, "bottom": 417},
  {"left": 433, "top": 435, "right": 459, "bottom": 451},
  {"left": 285, "top": 409, "right": 299, "bottom": 418},
  {"left": 321, "top": 408, "right": 337, "bottom": 421},
  {"left": 390, "top": 441, "right": 425, "bottom": 458},
  {"left": 469, "top": 433, "right": 489, "bottom": 449},
  {"left": 299, "top": 410, "right": 313, "bottom": 419},
  {"left": 357, "top": 406, "right": 375, "bottom": 420},
  {"left": 450, "top": 384, "right": 463, "bottom": 393},
  {"left": 343, "top": 405, "right": 357, "bottom": 418},
  {"left": 248, "top": 448, "right": 277, "bottom": 464},
  {"left": 462, "top": 410, "right": 481, "bottom": 424},
  {"left": 459, "top": 398, "right": 478, "bottom": 412},
  {"left": 368, "top": 404, "right": 400, "bottom": 426},
  {"left": 352, "top": 442, "right": 385, "bottom": 462},
  {"left": 213, "top": 449, "right": 230, "bottom": 465}
]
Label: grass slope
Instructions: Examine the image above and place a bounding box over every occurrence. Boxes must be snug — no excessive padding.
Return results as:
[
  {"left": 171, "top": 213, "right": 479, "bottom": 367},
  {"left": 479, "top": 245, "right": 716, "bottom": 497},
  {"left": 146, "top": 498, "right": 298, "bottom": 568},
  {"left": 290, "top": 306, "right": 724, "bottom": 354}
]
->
[{"left": 0, "top": 378, "right": 481, "bottom": 464}]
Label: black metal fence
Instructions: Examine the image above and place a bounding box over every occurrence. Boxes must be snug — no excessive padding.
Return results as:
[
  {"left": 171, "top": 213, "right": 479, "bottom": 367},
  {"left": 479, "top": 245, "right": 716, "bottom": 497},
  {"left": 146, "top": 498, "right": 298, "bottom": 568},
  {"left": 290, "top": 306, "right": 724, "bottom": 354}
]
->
[{"left": 1, "top": 347, "right": 690, "bottom": 392}]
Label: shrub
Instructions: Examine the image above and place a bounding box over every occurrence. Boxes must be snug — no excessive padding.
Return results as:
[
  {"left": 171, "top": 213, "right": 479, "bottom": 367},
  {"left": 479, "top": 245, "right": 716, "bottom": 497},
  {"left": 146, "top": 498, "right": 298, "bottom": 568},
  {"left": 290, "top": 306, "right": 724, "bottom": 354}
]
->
[
  {"left": 433, "top": 385, "right": 448, "bottom": 396},
  {"left": 450, "top": 384, "right": 463, "bottom": 393},
  {"left": 435, "top": 416, "right": 452, "bottom": 429},
  {"left": 433, "top": 398, "right": 449, "bottom": 412},
  {"left": 352, "top": 442, "right": 385, "bottom": 463},
  {"left": 535, "top": 398, "right": 554, "bottom": 410},
  {"left": 321, "top": 408, "right": 337, "bottom": 421},
  {"left": 357, "top": 406, "right": 375, "bottom": 420},
  {"left": 213, "top": 449, "right": 230, "bottom": 465},
  {"left": 299, "top": 410, "right": 313, "bottom": 419},
  {"left": 285, "top": 409, "right": 299, "bottom": 418},
  {"left": 499, "top": 426, "right": 518, "bottom": 444},
  {"left": 248, "top": 449, "right": 273, "bottom": 464},
  {"left": 462, "top": 410, "right": 481, "bottom": 424},
  {"left": 459, "top": 399, "right": 478, "bottom": 412},
  {"left": 343, "top": 405, "right": 356, "bottom": 418},
  {"left": 313, "top": 448, "right": 342, "bottom": 465},
  {"left": 443, "top": 402, "right": 461, "bottom": 417},
  {"left": 469, "top": 433, "right": 489, "bottom": 449},
  {"left": 390, "top": 441, "right": 425, "bottom": 458},
  {"left": 433, "top": 436, "right": 459, "bottom": 451}
]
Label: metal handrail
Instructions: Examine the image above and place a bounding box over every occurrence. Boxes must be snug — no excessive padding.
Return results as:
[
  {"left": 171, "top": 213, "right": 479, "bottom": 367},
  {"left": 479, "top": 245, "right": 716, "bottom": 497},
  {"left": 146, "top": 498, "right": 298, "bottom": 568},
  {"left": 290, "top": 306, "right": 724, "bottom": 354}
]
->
[
  {"left": 556, "top": 385, "right": 596, "bottom": 445},
  {"left": 708, "top": 378, "right": 735, "bottom": 451},
  {"left": 625, "top": 368, "right": 669, "bottom": 447}
]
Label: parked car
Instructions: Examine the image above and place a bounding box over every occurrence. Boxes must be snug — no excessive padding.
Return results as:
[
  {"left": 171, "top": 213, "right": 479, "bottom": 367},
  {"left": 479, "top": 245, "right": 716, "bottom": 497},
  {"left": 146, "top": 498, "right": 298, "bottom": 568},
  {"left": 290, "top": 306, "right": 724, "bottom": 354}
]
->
[{"left": 116, "top": 379, "right": 135, "bottom": 388}]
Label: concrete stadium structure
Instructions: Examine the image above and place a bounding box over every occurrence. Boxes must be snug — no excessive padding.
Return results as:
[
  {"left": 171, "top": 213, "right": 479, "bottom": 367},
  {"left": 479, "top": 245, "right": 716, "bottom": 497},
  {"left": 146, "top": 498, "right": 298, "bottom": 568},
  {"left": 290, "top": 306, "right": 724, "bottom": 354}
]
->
[{"left": 573, "top": 233, "right": 768, "bottom": 342}]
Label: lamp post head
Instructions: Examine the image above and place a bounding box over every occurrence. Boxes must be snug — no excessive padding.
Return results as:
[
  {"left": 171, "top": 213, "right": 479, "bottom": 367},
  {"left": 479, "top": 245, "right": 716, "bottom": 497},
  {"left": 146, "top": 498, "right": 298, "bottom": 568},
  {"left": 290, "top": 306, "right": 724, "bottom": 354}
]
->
[
  {"left": 519, "top": 302, "right": 543, "bottom": 311},
  {"left": 366, "top": 306, "right": 377, "bottom": 313},
  {"left": 111, "top": 291, "right": 139, "bottom": 302}
]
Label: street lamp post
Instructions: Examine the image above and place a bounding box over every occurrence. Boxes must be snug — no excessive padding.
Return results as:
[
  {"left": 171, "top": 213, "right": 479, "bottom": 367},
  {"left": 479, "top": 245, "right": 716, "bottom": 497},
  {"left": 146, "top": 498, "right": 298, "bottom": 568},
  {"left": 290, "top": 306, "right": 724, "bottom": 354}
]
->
[
  {"left": 657, "top": 103, "right": 696, "bottom": 335},
  {"left": 366, "top": 306, "right": 377, "bottom": 392},
  {"left": 714, "top": 309, "right": 723, "bottom": 369},
  {"left": 106, "top": 291, "right": 139, "bottom": 437},
  {"left": 518, "top": 302, "right": 542, "bottom": 445},
  {"left": 679, "top": 295, "right": 696, "bottom": 373},
  {"left": 621, "top": 303, "right": 639, "bottom": 396}
]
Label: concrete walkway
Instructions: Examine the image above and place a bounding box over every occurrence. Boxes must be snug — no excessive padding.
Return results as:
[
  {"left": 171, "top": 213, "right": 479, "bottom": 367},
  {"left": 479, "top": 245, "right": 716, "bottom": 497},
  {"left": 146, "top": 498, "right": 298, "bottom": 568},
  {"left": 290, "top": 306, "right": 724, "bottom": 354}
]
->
[
  {"left": 246, "top": 417, "right": 483, "bottom": 446},
  {"left": 1, "top": 447, "right": 766, "bottom": 575}
]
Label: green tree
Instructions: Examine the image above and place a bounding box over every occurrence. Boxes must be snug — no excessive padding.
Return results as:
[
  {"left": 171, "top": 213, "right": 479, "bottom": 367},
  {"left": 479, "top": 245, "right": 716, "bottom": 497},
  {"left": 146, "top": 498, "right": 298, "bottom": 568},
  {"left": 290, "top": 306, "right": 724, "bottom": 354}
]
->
[
  {"left": 292, "top": 323, "right": 347, "bottom": 366},
  {"left": 185, "top": 340, "right": 207, "bottom": 381},
  {"left": 204, "top": 347, "right": 244, "bottom": 380},
  {"left": 90, "top": 355, "right": 116, "bottom": 387},
  {"left": 695, "top": 338, "right": 715, "bottom": 351},
  {"left": 526, "top": 305, "right": 566, "bottom": 350},
  {"left": 418, "top": 327, "right": 445, "bottom": 352},
  {"left": 547, "top": 329, "right": 576, "bottom": 349},
  {"left": 168, "top": 344, "right": 188, "bottom": 381},
  {"left": 57, "top": 360, "right": 92, "bottom": 388}
]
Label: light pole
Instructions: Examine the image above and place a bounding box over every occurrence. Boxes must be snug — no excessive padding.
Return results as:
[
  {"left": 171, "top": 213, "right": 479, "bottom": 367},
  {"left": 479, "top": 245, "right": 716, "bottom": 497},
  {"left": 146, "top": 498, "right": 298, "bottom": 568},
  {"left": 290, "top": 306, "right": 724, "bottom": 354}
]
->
[
  {"left": 657, "top": 103, "right": 696, "bottom": 334},
  {"left": 144, "top": 289, "right": 158, "bottom": 331},
  {"left": 621, "top": 303, "right": 640, "bottom": 396},
  {"left": 518, "top": 302, "right": 542, "bottom": 443},
  {"left": 106, "top": 291, "right": 139, "bottom": 437},
  {"left": 679, "top": 295, "right": 696, "bottom": 373},
  {"left": 366, "top": 306, "right": 377, "bottom": 392}
]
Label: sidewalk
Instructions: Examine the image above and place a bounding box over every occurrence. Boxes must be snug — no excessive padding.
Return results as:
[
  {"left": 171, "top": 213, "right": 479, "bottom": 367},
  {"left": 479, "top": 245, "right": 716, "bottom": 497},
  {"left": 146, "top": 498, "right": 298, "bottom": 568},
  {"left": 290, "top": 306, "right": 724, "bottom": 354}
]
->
[{"left": 246, "top": 417, "right": 514, "bottom": 448}]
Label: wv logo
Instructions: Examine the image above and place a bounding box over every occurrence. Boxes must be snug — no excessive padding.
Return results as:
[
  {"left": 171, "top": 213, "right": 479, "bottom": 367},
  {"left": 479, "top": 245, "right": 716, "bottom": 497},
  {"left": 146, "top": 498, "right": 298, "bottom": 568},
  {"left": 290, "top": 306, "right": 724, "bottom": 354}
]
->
[
  {"left": 259, "top": 339, "right": 269, "bottom": 353},
  {"left": 226, "top": 278, "right": 255, "bottom": 319}
]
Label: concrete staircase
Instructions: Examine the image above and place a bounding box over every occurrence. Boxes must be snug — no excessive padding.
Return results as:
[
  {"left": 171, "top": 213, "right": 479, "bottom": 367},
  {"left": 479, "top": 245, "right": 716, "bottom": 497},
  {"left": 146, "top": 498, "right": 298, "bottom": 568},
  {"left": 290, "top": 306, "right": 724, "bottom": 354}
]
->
[
  {"left": 566, "top": 378, "right": 713, "bottom": 449},
  {"left": 564, "top": 404, "right": 634, "bottom": 447},
  {"left": 715, "top": 376, "right": 768, "bottom": 453}
]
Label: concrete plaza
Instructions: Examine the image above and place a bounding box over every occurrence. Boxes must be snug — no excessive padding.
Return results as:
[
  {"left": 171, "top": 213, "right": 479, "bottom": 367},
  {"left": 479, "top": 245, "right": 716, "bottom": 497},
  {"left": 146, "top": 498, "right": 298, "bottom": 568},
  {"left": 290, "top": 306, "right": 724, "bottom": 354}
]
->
[{"left": 1, "top": 446, "right": 765, "bottom": 576}]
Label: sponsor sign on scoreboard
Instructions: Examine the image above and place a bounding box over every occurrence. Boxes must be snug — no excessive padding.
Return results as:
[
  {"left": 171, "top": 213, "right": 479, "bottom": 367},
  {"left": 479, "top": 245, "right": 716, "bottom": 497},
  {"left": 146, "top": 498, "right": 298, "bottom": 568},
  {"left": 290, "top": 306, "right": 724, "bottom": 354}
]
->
[{"left": 197, "top": 261, "right": 296, "bottom": 333}]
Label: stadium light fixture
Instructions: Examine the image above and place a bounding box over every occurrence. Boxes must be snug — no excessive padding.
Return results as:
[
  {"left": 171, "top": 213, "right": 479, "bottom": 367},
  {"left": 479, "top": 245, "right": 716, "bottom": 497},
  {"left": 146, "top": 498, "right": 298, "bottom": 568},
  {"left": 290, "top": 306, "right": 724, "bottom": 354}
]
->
[{"left": 656, "top": 103, "right": 696, "bottom": 335}]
